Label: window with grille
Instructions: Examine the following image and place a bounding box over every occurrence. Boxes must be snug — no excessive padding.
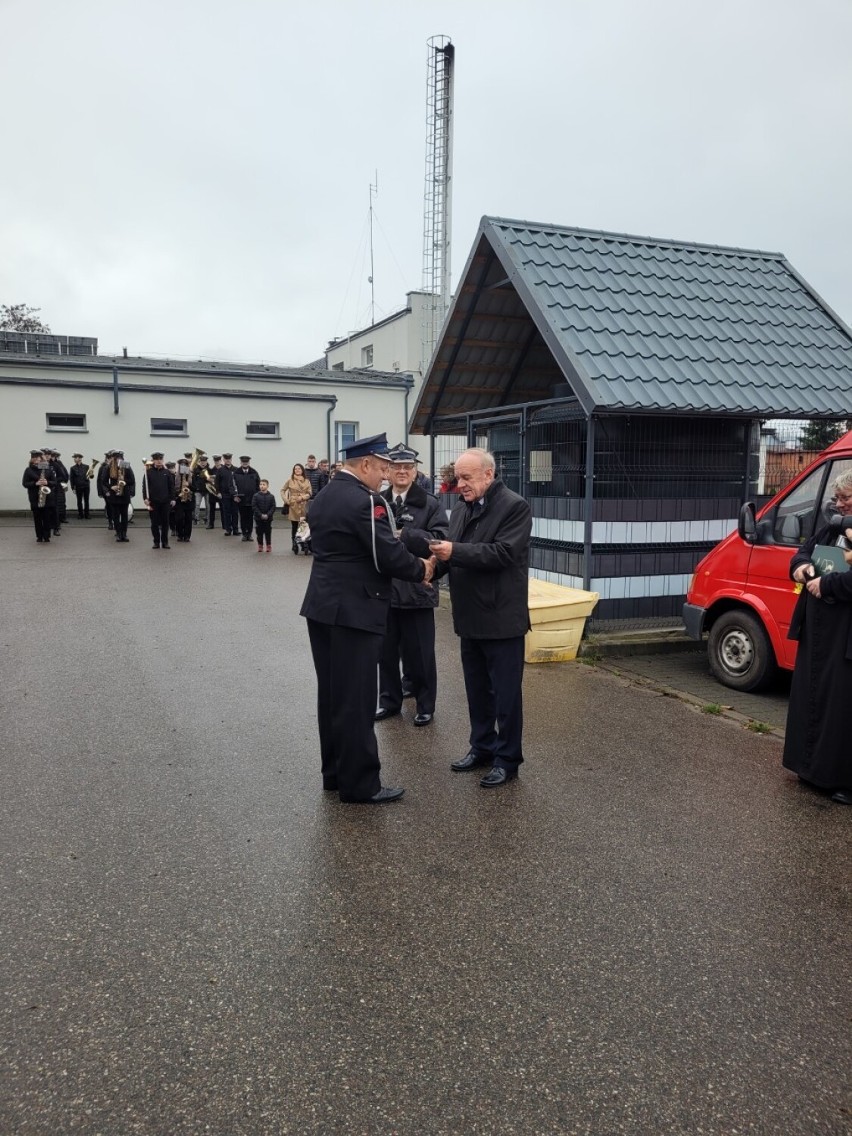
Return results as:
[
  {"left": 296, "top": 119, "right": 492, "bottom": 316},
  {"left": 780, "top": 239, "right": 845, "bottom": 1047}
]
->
[
  {"left": 151, "top": 417, "right": 188, "bottom": 435},
  {"left": 46, "top": 412, "right": 86, "bottom": 431},
  {"left": 246, "top": 421, "right": 279, "bottom": 439}
]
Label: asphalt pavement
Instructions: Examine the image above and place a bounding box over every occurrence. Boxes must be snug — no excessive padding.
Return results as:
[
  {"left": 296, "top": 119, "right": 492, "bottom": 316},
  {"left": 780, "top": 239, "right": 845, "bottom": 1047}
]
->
[{"left": 1, "top": 516, "right": 849, "bottom": 1135}]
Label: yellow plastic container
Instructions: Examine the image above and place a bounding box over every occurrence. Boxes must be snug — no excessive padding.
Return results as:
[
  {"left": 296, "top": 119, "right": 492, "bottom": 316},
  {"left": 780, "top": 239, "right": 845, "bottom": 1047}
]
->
[{"left": 525, "top": 578, "right": 599, "bottom": 663}]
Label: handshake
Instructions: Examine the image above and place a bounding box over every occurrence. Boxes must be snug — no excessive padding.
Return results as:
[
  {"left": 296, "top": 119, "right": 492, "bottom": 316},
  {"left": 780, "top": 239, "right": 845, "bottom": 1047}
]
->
[{"left": 420, "top": 554, "right": 438, "bottom": 585}]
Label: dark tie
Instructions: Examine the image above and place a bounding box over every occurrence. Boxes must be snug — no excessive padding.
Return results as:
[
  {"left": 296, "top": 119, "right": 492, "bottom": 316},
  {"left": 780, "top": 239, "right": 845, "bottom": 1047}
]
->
[{"left": 395, "top": 495, "right": 403, "bottom": 511}]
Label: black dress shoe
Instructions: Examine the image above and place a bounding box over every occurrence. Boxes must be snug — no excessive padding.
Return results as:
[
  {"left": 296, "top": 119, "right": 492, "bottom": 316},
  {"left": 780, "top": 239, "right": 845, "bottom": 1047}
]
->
[
  {"left": 830, "top": 789, "right": 852, "bottom": 804},
  {"left": 401, "top": 687, "right": 415, "bottom": 699},
  {"left": 480, "top": 766, "right": 518, "bottom": 788},
  {"left": 374, "top": 707, "right": 401, "bottom": 722},
  {"left": 413, "top": 713, "right": 433, "bottom": 727},
  {"left": 162, "top": 544, "right": 171, "bottom": 550},
  {"left": 340, "top": 786, "right": 405, "bottom": 804},
  {"left": 451, "top": 750, "right": 493, "bottom": 772},
  {"left": 152, "top": 543, "right": 160, "bottom": 549}
]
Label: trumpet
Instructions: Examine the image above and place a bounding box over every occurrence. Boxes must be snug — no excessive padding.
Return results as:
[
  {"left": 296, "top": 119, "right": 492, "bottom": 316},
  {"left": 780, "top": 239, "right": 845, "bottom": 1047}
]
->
[{"left": 85, "top": 457, "right": 100, "bottom": 481}]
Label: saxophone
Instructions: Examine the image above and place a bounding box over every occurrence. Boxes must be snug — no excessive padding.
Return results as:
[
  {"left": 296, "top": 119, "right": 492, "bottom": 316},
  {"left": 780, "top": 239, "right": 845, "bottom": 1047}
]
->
[
  {"left": 178, "top": 463, "right": 192, "bottom": 502},
  {"left": 37, "top": 462, "right": 51, "bottom": 508}
]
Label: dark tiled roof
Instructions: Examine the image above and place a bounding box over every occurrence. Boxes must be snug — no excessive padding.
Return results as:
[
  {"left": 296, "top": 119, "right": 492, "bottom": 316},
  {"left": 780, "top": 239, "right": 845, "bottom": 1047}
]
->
[{"left": 412, "top": 217, "right": 852, "bottom": 431}]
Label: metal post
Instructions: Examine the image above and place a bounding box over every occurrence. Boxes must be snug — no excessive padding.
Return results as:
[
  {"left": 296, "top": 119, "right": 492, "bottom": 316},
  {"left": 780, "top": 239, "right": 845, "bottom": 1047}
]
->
[
  {"left": 582, "top": 416, "right": 595, "bottom": 591},
  {"left": 112, "top": 367, "right": 119, "bottom": 414}
]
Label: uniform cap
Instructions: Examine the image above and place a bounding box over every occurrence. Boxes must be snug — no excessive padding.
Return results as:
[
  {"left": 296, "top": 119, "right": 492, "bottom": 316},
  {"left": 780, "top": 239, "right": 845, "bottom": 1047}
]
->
[
  {"left": 239, "top": 455, "right": 251, "bottom": 462},
  {"left": 72, "top": 453, "right": 83, "bottom": 459},
  {"left": 212, "top": 454, "right": 222, "bottom": 461},
  {"left": 387, "top": 443, "right": 421, "bottom": 464},
  {"left": 30, "top": 449, "right": 43, "bottom": 457},
  {"left": 339, "top": 432, "right": 390, "bottom": 460},
  {"left": 150, "top": 451, "right": 165, "bottom": 460},
  {"left": 222, "top": 452, "right": 233, "bottom": 459}
]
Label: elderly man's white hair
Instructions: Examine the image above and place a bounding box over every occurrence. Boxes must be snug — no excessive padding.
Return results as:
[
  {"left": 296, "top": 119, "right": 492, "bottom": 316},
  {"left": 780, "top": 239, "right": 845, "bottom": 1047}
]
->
[
  {"left": 457, "top": 448, "right": 495, "bottom": 472},
  {"left": 832, "top": 469, "right": 852, "bottom": 496}
]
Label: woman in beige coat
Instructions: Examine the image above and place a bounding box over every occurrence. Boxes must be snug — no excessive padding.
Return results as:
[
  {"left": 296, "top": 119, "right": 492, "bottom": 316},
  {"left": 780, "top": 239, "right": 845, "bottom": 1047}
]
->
[{"left": 281, "top": 463, "right": 312, "bottom": 553}]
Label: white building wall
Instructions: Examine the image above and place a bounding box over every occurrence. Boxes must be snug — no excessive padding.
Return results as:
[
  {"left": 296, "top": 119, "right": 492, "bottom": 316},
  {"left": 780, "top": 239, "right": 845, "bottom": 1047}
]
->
[
  {"left": 0, "top": 361, "right": 413, "bottom": 512},
  {"left": 325, "top": 291, "right": 434, "bottom": 382}
]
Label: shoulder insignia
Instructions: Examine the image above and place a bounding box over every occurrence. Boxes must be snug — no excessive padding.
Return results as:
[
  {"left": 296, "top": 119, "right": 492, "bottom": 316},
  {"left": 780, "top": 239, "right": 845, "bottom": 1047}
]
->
[{"left": 373, "top": 505, "right": 387, "bottom": 519}]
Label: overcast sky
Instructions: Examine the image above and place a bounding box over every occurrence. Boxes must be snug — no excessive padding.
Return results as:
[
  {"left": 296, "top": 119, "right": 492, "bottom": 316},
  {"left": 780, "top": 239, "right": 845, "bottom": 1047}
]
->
[{"left": 3, "top": 0, "right": 850, "bottom": 367}]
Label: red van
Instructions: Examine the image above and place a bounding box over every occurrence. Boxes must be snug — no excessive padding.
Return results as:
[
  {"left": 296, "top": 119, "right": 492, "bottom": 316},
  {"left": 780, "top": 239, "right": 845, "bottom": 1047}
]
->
[{"left": 683, "top": 430, "right": 852, "bottom": 691}]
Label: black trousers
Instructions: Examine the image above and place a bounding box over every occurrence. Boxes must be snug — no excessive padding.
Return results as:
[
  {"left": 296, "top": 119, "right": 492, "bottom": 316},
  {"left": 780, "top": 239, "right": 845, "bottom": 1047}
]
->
[
  {"left": 55, "top": 489, "right": 67, "bottom": 525},
  {"left": 74, "top": 484, "right": 91, "bottom": 517},
  {"left": 379, "top": 607, "right": 437, "bottom": 716},
  {"left": 206, "top": 494, "right": 220, "bottom": 527},
  {"left": 30, "top": 506, "right": 54, "bottom": 541},
  {"left": 220, "top": 495, "right": 239, "bottom": 534},
  {"left": 149, "top": 501, "right": 171, "bottom": 546},
  {"left": 111, "top": 501, "right": 129, "bottom": 539},
  {"left": 238, "top": 503, "right": 254, "bottom": 538},
  {"left": 175, "top": 501, "right": 194, "bottom": 541},
  {"left": 306, "top": 620, "right": 385, "bottom": 801},
  {"left": 460, "top": 636, "right": 526, "bottom": 771},
  {"left": 255, "top": 517, "right": 272, "bottom": 545}
]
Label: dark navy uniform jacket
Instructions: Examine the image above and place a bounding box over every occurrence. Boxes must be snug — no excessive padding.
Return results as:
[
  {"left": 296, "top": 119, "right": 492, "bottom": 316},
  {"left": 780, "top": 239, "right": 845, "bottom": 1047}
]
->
[{"left": 300, "top": 470, "right": 426, "bottom": 635}]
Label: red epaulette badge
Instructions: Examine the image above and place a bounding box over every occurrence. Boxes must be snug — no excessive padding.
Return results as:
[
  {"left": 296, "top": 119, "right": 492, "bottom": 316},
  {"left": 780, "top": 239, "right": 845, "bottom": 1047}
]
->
[{"left": 373, "top": 505, "right": 386, "bottom": 519}]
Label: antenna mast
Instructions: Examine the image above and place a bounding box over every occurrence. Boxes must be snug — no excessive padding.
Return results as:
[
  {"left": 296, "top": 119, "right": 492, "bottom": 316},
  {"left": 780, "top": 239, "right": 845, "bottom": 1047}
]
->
[
  {"left": 368, "top": 172, "right": 377, "bottom": 326},
  {"left": 421, "top": 35, "right": 454, "bottom": 375}
]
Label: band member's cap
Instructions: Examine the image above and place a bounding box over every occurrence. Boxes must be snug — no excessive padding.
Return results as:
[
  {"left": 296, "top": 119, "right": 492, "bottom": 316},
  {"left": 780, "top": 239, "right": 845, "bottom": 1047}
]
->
[
  {"left": 114, "top": 450, "right": 124, "bottom": 457},
  {"left": 30, "top": 449, "right": 43, "bottom": 457},
  {"left": 339, "top": 432, "right": 390, "bottom": 460},
  {"left": 198, "top": 454, "right": 208, "bottom": 460},
  {"left": 184, "top": 452, "right": 193, "bottom": 458},
  {"left": 166, "top": 461, "right": 176, "bottom": 468},
  {"left": 212, "top": 454, "right": 222, "bottom": 461},
  {"left": 222, "top": 452, "right": 233, "bottom": 459},
  {"left": 150, "top": 451, "right": 165, "bottom": 460},
  {"left": 72, "top": 453, "right": 83, "bottom": 459},
  {"left": 387, "top": 443, "right": 421, "bottom": 464},
  {"left": 239, "top": 455, "right": 251, "bottom": 462}
]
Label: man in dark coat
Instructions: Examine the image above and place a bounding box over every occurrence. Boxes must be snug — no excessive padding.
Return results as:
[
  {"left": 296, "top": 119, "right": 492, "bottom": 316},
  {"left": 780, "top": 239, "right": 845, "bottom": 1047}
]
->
[
  {"left": 216, "top": 454, "right": 239, "bottom": 536},
  {"left": 375, "top": 444, "right": 448, "bottom": 726},
  {"left": 233, "top": 456, "right": 261, "bottom": 541},
  {"left": 783, "top": 474, "right": 852, "bottom": 804},
  {"left": 103, "top": 451, "right": 136, "bottom": 542},
  {"left": 142, "top": 452, "right": 175, "bottom": 549},
  {"left": 431, "top": 448, "right": 532, "bottom": 788},
  {"left": 300, "top": 433, "right": 435, "bottom": 804}
]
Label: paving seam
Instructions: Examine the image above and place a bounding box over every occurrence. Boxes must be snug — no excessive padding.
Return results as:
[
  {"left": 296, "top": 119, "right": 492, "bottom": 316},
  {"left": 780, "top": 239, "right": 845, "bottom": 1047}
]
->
[{"left": 589, "top": 658, "right": 787, "bottom": 740}]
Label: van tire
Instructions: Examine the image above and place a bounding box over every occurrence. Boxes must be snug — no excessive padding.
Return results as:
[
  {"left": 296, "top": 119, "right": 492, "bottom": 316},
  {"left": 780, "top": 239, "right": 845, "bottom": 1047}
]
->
[{"left": 707, "top": 609, "right": 777, "bottom": 692}]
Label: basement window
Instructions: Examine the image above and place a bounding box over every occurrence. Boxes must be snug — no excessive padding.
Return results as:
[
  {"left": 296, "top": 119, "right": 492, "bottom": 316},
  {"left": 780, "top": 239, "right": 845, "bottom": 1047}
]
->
[
  {"left": 46, "top": 412, "right": 87, "bottom": 431},
  {"left": 151, "top": 417, "right": 188, "bottom": 436},
  {"left": 246, "top": 421, "right": 280, "bottom": 439}
]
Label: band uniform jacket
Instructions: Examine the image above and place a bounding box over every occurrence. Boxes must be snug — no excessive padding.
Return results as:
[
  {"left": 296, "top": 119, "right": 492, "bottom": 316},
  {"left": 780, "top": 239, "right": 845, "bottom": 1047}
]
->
[
  {"left": 382, "top": 481, "right": 448, "bottom": 610},
  {"left": 233, "top": 466, "right": 260, "bottom": 502},
  {"left": 438, "top": 477, "right": 532, "bottom": 639},
  {"left": 22, "top": 464, "right": 58, "bottom": 507},
  {"left": 215, "top": 464, "right": 238, "bottom": 499},
  {"left": 69, "top": 462, "right": 89, "bottom": 490},
  {"left": 300, "top": 471, "right": 426, "bottom": 635},
  {"left": 104, "top": 463, "right": 136, "bottom": 503},
  {"left": 141, "top": 466, "right": 173, "bottom": 504}
]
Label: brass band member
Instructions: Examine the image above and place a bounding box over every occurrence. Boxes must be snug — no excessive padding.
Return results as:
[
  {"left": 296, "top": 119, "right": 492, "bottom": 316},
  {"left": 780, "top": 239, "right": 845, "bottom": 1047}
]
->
[
  {"left": 104, "top": 450, "right": 135, "bottom": 542},
  {"left": 142, "top": 452, "right": 175, "bottom": 550},
  {"left": 69, "top": 453, "right": 92, "bottom": 519},
  {"left": 175, "top": 458, "right": 195, "bottom": 542},
  {"left": 22, "top": 449, "right": 58, "bottom": 543},
  {"left": 46, "top": 448, "right": 69, "bottom": 535}
]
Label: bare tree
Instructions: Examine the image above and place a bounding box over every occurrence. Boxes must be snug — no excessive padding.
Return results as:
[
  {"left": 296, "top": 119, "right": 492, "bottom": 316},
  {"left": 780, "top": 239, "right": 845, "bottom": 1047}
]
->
[{"left": 0, "top": 304, "right": 51, "bottom": 332}]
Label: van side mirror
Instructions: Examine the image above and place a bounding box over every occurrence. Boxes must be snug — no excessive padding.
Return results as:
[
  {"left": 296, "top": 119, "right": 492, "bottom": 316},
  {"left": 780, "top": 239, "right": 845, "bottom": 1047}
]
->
[{"left": 738, "top": 501, "right": 757, "bottom": 543}]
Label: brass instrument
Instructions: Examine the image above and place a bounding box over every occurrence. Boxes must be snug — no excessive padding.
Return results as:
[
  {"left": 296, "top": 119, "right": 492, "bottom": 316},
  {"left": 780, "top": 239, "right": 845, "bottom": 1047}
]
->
[
  {"left": 85, "top": 457, "right": 100, "bottom": 481},
  {"left": 188, "top": 447, "right": 204, "bottom": 472},
  {"left": 37, "top": 461, "right": 51, "bottom": 508},
  {"left": 110, "top": 457, "right": 127, "bottom": 495},
  {"left": 203, "top": 467, "right": 221, "bottom": 498},
  {"left": 178, "top": 462, "right": 192, "bottom": 502}
]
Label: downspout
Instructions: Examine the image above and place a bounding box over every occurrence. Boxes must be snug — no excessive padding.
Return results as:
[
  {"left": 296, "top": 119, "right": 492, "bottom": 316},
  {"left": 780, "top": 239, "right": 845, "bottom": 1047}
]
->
[
  {"left": 403, "top": 375, "right": 414, "bottom": 445},
  {"left": 112, "top": 367, "right": 119, "bottom": 414},
  {"left": 326, "top": 397, "right": 337, "bottom": 462},
  {"left": 582, "top": 415, "right": 595, "bottom": 591}
]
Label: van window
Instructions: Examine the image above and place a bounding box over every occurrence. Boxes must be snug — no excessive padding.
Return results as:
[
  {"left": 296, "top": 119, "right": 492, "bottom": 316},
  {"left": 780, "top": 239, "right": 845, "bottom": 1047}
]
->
[
  {"left": 771, "top": 464, "right": 827, "bottom": 545},
  {"left": 817, "top": 458, "right": 852, "bottom": 524}
]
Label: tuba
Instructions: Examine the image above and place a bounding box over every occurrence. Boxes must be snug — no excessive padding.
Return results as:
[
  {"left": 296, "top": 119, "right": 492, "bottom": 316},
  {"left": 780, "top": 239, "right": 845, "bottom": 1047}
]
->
[
  {"left": 86, "top": 457, "right": 100, "bottom": 480},
  {"left": 188, "top": 447, "right": 204, "bottom": 472}
]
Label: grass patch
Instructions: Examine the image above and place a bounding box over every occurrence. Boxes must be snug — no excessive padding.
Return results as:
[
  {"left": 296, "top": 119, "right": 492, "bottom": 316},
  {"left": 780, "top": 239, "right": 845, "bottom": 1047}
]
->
[
  {"left": 746, "top": 719, "right": 773, "bottom": 734},
  {"left": 702, "top": 703, "right": 723, "bottom": 715}
]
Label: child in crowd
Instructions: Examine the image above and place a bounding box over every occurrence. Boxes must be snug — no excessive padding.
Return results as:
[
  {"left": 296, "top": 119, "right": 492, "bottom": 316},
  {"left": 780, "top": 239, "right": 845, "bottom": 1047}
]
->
[{"left": 252, "top": 479, "right": 276, "bottom": 552}]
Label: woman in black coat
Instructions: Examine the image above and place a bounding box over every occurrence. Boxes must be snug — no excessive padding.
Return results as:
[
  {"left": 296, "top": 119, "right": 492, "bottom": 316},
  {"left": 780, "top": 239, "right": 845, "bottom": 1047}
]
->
[{"left": 783, "top": 470, "right": 852, "bottom": 804}]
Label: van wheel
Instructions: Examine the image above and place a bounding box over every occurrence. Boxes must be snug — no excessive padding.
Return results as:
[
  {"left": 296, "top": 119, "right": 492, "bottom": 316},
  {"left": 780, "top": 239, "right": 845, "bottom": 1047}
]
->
[{"left": 707, "top": 610, "right": 777, "bottom": 692}]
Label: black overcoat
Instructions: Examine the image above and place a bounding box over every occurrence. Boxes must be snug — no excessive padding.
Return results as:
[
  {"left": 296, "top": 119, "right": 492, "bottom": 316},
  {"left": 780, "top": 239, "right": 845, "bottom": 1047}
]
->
[
  {"left": 300, "top": 471, "right": 426, "bottom": 635},
  {"left": 783, "top": 523, "right": 852, "bottom": 791},
  {"left": 438, "top": 478, "right": 532, "bottom": 639}
]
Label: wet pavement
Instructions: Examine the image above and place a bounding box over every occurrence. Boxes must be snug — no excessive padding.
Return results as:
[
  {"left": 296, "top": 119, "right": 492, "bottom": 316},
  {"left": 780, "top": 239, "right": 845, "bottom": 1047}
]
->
[{"left": 1, "top": 517, "right": 850, "bottom": 1135}]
